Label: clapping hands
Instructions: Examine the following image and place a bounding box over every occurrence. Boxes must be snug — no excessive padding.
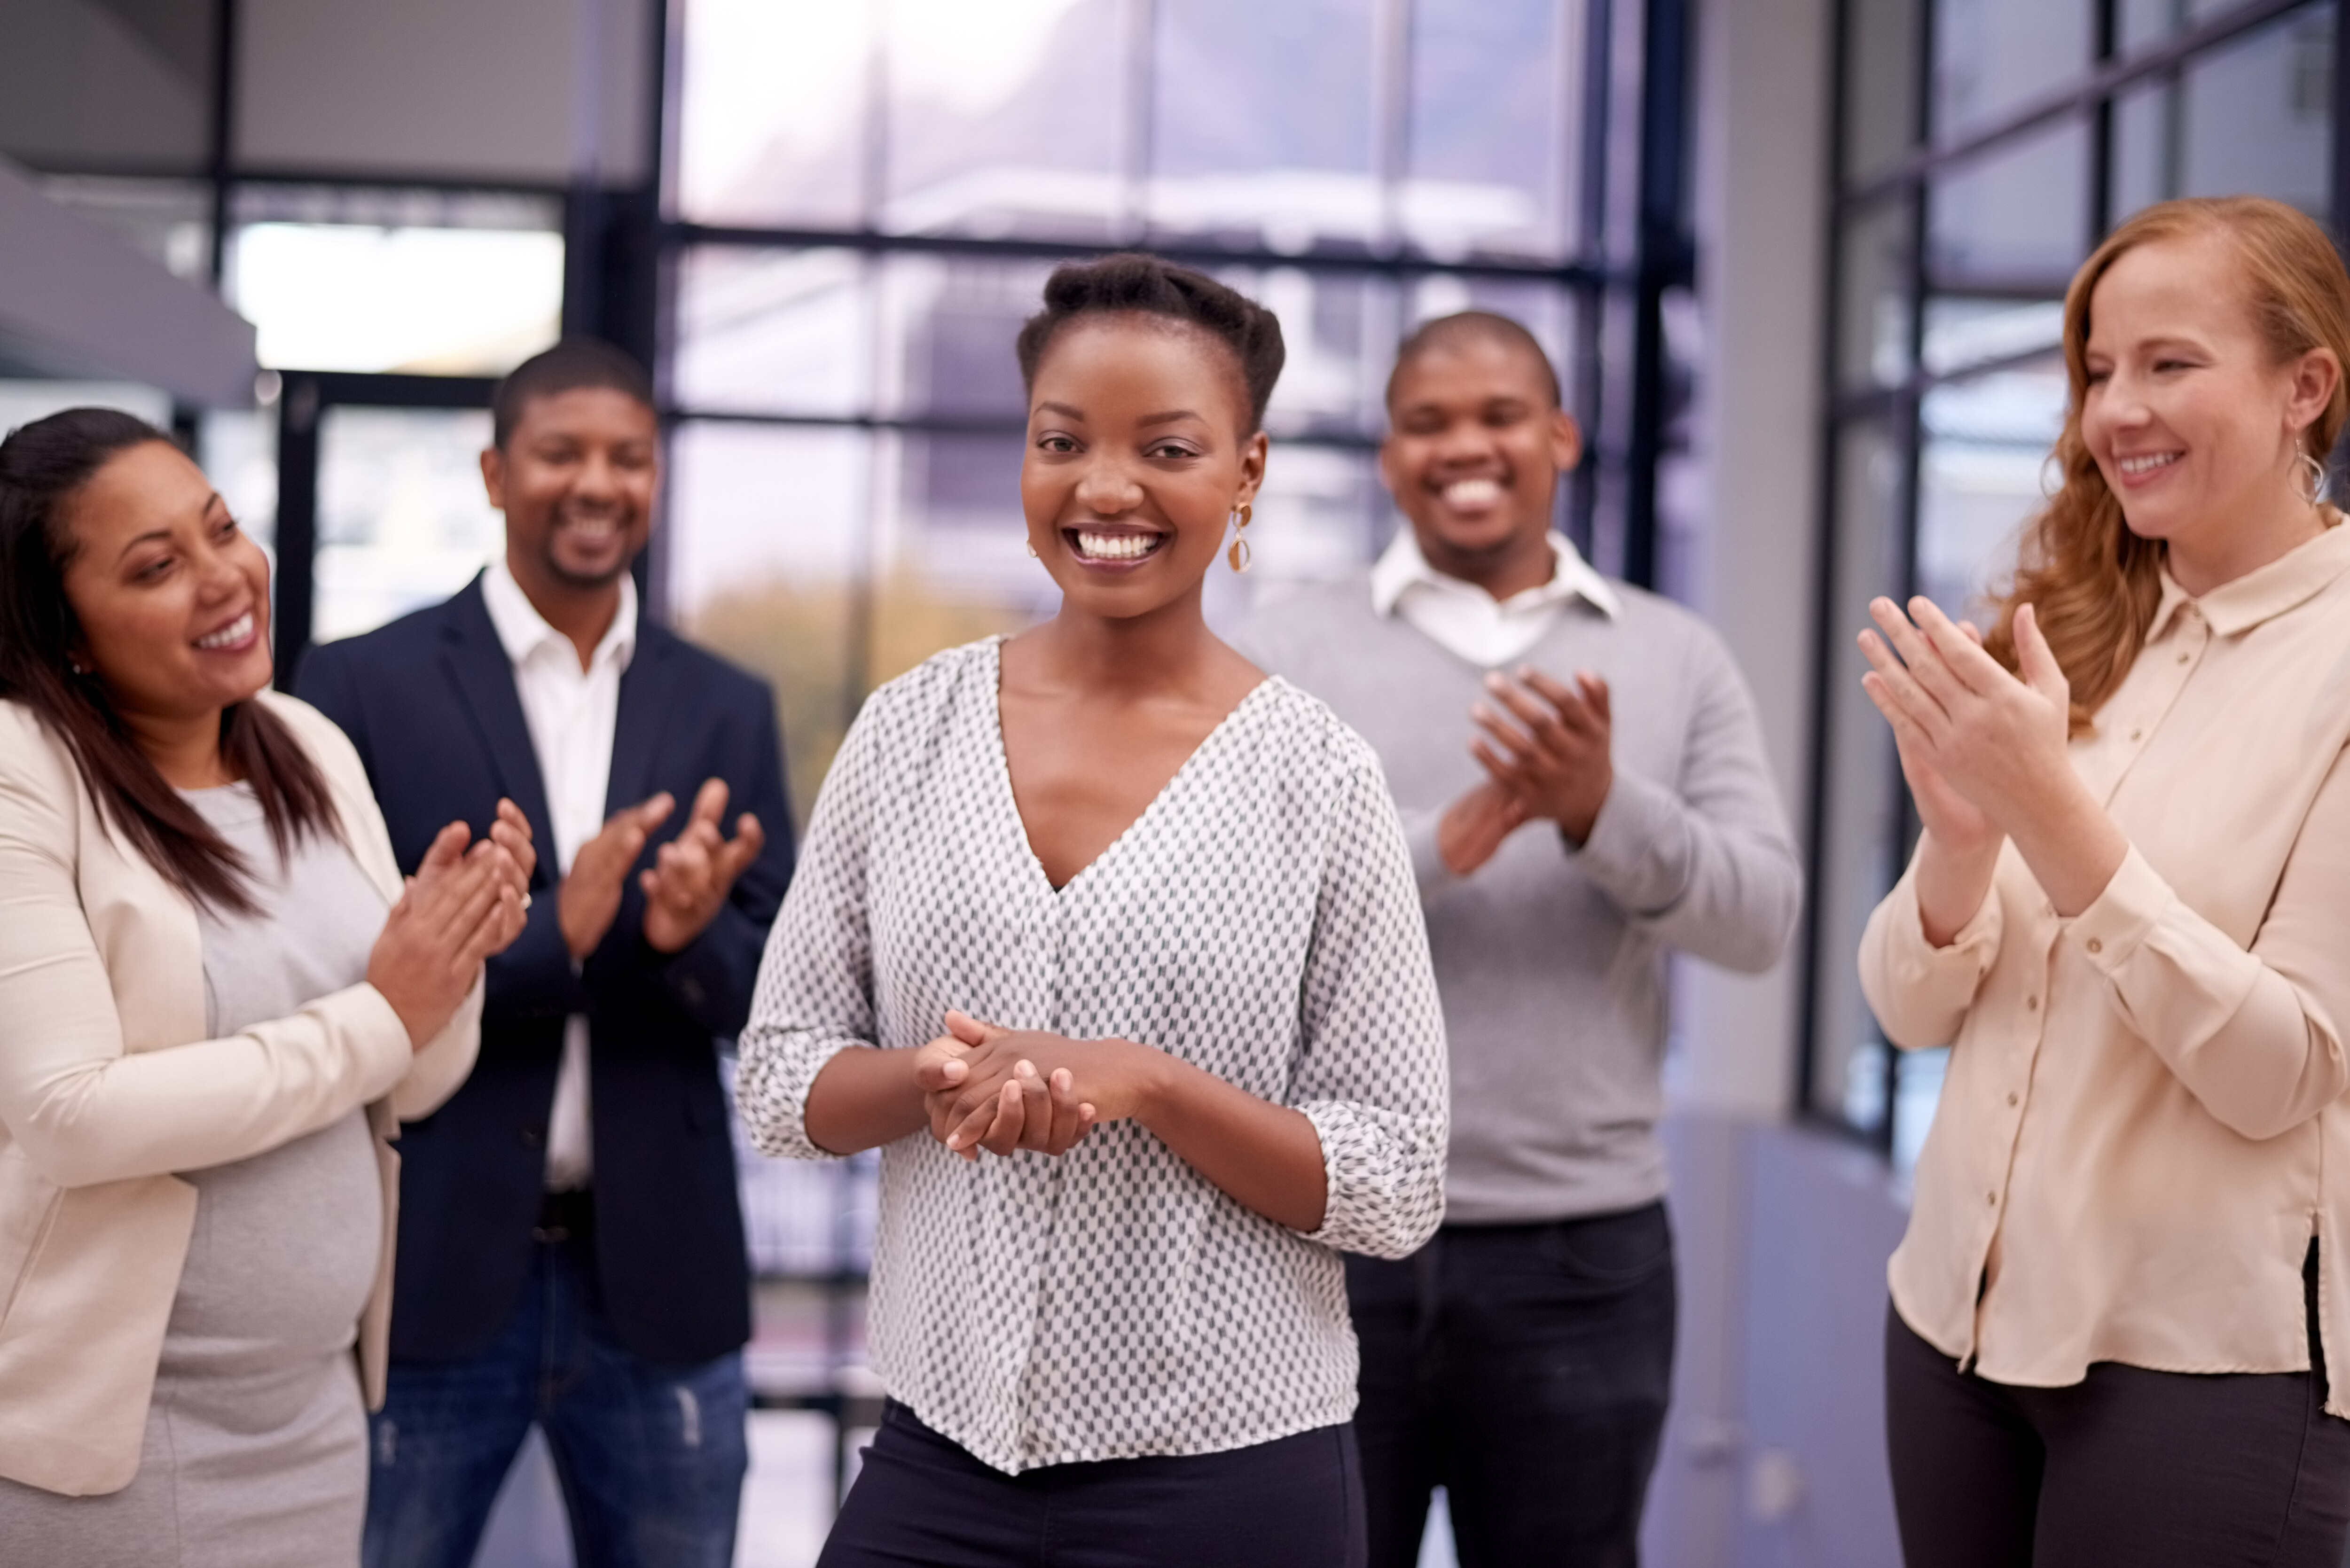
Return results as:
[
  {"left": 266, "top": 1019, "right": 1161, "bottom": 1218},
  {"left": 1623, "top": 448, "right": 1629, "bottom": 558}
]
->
[{"left": 1439, "top": 663, "right": 1616, "bottom": 876}]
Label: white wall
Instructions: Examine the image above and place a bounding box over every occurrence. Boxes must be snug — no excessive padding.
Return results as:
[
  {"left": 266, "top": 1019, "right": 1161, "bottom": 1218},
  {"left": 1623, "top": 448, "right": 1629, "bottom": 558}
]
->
[
  {"left": 1670, "top": 0, "right": 1831, "bottom": 1122},
  {"left": 235, "top": 0, "right": 654, "bottom": 185}
]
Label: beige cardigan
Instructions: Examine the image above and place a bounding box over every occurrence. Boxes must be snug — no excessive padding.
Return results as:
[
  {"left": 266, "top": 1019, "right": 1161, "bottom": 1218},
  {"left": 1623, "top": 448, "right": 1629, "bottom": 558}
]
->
[{"left": 0, "top": 690, "right": 479, "bottom": 1496}]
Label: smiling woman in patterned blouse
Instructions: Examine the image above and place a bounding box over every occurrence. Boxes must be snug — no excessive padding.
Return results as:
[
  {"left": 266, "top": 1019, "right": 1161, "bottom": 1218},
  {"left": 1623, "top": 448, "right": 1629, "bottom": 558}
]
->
[{"left": 736, "top": 255, "right": 1448, "bottom": 1568}]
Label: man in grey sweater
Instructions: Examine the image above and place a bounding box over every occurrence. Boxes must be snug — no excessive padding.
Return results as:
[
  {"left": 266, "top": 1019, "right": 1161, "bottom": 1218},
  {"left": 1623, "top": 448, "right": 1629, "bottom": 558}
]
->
[{"left": 1238, "top": 312, "right": 1800, "bottom": 1567}]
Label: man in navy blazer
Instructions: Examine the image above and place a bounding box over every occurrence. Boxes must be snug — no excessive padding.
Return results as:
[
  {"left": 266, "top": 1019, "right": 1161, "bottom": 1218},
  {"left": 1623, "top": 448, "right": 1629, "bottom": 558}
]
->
[{"left": 300, "top": 340, "right": 793, "bottom": 1568}]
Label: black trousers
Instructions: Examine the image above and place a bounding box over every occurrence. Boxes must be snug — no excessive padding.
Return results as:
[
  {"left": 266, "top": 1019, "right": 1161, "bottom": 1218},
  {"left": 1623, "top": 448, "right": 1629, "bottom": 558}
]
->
[
  {"left": 1346, "top": 1203, "right": 1677, "bottom": 1568},
  {"left": 815, "top": 1400, "right": 1367, "bottom": 1568},
  {"left": 1885, "top": 1248, "right": 2350, "bottom": 1567}
]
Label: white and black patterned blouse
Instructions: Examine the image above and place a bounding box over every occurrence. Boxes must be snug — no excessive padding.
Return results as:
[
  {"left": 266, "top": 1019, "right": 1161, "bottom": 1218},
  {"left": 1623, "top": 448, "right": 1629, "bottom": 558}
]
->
[{"left": 737, "top": 637, "right": 1448, "bottom": 1474}]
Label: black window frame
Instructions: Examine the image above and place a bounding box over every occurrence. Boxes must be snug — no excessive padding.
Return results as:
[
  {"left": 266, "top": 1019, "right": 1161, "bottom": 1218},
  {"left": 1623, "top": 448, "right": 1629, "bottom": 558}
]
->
[{"left": 1799, "top": 0, "right": 2350, "bottom": 1152}]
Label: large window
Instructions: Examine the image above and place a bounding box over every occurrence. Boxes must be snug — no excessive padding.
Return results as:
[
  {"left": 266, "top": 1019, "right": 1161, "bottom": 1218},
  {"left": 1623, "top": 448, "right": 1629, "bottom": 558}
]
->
[
  {"left": 1807, "top": 0, "right": 2343, "bottom": 1164},
  {"left": 656, "top": 0, "right": 1688, "bottom": 825}
]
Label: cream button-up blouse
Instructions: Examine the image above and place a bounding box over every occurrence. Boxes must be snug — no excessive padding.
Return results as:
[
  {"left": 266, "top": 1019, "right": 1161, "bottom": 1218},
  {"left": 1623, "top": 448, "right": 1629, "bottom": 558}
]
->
[{"left": 1860, "top": 519, "right": 2350, "bottom": 1414}]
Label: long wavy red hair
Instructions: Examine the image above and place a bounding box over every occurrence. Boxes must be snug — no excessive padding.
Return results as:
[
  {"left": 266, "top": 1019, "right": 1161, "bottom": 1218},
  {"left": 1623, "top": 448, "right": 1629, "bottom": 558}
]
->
[{"left": 1987, "top": 196, "right": 2350, "bottom": 732}]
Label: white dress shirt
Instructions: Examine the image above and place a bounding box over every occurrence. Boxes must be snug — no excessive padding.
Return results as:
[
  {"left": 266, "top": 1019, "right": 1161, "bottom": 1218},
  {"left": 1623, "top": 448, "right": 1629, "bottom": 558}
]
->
[
  {"left": 1370, "top": 527, "right": 1622, "bottom": 668},
  {"left": 480, "top": 558, "right": 638, "bottom": 1192}
]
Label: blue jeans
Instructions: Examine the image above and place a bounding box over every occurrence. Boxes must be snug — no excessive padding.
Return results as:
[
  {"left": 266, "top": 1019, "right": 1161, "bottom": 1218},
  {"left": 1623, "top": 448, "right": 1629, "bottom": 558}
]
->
[{"left": 362, "top": 1231, "right": 748, "bottom": 1568}]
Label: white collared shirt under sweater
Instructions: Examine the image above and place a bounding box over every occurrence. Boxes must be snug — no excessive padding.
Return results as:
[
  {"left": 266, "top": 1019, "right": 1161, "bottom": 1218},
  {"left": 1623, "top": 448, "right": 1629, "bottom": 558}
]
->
[{"left": 735, "top": 638, "right": 1450, "bottom": 1474}]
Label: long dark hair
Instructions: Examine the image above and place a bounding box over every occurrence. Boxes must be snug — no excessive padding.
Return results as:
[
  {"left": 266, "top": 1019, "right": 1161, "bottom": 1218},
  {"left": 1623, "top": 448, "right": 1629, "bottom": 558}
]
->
[{"left": 0, "top": 408, "right": 341, "bottom": 913}]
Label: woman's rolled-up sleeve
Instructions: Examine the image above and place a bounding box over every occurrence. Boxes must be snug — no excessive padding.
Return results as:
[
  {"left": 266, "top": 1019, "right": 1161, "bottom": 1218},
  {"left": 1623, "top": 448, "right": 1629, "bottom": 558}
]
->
[{"left": 1291, "top": 757, "right": 1450, "bottom": 1259}]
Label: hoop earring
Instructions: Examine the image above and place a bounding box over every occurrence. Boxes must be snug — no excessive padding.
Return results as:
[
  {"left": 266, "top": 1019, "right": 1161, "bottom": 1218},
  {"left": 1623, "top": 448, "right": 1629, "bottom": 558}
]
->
[
  {"left": 2299, "top": 451, "right": 2329, "bottom": 509},
  {"left": 66, "top": 658, "right": 91, "bottom": 678},
  {"left": 1227, "top": 503, "right": 1253, "bottom": 573}
]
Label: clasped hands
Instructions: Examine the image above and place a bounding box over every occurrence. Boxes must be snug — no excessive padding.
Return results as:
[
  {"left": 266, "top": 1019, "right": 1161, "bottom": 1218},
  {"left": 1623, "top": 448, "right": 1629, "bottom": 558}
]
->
[
  {"left": 1440, "top": 664, "right": 1615, "bottom": 876},
  {"left": 910, "top": 1011, "right": 1165, "bottom": 1161}
]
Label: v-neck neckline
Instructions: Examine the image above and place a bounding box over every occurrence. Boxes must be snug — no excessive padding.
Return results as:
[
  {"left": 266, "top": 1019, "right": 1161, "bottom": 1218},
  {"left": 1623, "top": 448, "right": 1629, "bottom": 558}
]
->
[{"left": 980, "top": 636, "right": 1277, "bottom": 898}]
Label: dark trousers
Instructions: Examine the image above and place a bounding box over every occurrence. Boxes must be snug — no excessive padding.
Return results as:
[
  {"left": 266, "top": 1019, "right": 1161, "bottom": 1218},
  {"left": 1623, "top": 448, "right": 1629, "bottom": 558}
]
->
[
  {"left": 1885, "top": 1248, "right": 2350, "bottom": 1567},
  {"left": 363, "top": 1201, "right": 749, "bottom": 1568},
  {"left": 1346, "top": 1203, "right": 1677, "bottom": 1568},
  {"left": 816, "top": 1399, "right": 1367, "bottom": 1568}
]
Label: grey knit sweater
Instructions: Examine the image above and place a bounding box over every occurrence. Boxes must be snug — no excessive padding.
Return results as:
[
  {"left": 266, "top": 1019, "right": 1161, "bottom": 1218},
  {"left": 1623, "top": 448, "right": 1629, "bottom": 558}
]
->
[{"left": 1237, "top": 575, "right": 1801, "bottom": 1223}]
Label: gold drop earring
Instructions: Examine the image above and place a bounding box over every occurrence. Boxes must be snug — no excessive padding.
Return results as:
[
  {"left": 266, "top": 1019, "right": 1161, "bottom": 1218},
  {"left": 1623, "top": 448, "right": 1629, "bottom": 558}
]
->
[{"left": 1227, "top": 504, "right": 1253, "bottom": 573}]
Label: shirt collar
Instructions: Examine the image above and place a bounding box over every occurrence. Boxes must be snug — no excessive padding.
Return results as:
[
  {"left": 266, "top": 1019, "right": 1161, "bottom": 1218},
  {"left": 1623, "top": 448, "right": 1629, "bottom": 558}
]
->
[
  {"left": 2149, "top": 515, "right": 2350, "bottom": 640},
  {"left": 481, "top": 556, "right": 638, "bottom": 676},
  {"left": 1370, "top": 528, "right": 1622, "bottom": 620}
]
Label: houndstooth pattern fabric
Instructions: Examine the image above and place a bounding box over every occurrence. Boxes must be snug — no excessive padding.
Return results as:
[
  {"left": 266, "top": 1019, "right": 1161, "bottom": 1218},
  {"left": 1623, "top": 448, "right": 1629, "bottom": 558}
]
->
[{"left": 736, "top": 637, "right": 1448, "bottom": 1474}]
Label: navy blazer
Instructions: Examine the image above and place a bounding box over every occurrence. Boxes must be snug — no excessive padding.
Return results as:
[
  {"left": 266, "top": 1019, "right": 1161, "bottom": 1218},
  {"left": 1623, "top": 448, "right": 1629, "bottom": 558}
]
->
[{"left": 298, "top": 575, "right": 795, "bottom": 1365}]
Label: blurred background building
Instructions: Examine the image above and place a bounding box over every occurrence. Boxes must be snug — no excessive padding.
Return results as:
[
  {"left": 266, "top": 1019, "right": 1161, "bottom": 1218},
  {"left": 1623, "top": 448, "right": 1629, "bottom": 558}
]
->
[{"left": 1, "top": 0, "right": 2342, "bottom": 1562}]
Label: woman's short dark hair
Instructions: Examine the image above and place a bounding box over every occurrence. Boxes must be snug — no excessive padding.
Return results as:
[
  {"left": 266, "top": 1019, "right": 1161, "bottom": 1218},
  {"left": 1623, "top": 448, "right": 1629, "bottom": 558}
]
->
[
  {"left": 0, "top": 407, "right": 340, "bottom": 913},
  {"left": 1014, "top": 253, "right": 1287, "bottom": 433}
]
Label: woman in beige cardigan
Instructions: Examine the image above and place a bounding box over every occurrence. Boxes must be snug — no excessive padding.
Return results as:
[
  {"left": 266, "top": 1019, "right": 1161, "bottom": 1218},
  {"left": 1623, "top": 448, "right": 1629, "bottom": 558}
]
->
[{"left": 0, "top": 408, "right": 532, "bottom": 1564}]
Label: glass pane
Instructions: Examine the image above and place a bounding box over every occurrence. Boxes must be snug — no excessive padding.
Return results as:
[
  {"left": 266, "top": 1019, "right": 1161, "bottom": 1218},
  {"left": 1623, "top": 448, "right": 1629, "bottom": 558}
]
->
[
  {"left": 671, "top": 248, "right": 870, "bottom": 417},
  {"left": 671, "top": 249, "right": 1072, "bottom": 422},
  {"left": 1150, "top": 0, "right": 1379, "bottom": 250},
  {"left": 198, "top": 410, "right": 279, "bottom": 554},
  {"left": 0, "top": 0, "right": 215, "bottom": 175},
  {"left": 227, "top": 190, "right": 564, "bottom": 375},
  {"left": 666, "top": 421, "right": 871, "bottom": 831},
  {"left": 1917, "top": 354, "right": 2066, "bottom": 618},
  {"left": 2119, "top": 0, "right": 2263, "bottom": 53},
  {"left": 1406, "top": 0, "right": 1580, "bottom": 260},
  {"left": 674, "top": 0, "right": 871, "bottom": 226},
  {"left": 1809, "top": 419, "right": 1908, "bottom": 1135},
  {"left": 34, "top": 175, "right": 212, "bottom": 283},
  {"left": 1838, "top": 197, "right": 1916, "bottom": 390},
  {"left": 1843, "top": 0, "right": 1923, "bottom": 180},
  {"left": 2112, "top": 7, "right": 2336, "bottom": 223},
  {"left": 886, "top": 254, "right": 1060, "bottom": 421},
  {"left": 1933, "top": 0, "right": 2092, "bottom": 145},
  {"left": 1919, "top": 296, "right": 2064, "bottom": 380},
  {"left": 1927, "top": 116, "right": 2092, "bottom": 287},
  {"left": 879, "top": 426, "right": 1053, "bottom": 686},
  {"left": 881, "top": 0, "right": 1127, "bottom": 241},
  {"left": 312, "top": 407, "right": 503, "bottom": 646}
]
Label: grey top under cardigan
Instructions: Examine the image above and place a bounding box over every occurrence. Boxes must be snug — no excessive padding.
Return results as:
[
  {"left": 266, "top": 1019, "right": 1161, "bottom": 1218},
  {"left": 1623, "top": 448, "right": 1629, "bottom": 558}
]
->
[
  {"left": 0, "top": 783, "right": 387, "bottom": 1566},
  {"left": 1238, "top": 573, "right": 1801, "bottom": 1223}
]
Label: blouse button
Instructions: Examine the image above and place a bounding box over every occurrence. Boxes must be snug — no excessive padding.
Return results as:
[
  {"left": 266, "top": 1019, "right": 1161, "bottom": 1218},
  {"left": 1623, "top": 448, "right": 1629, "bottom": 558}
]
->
[
  {"left": 1986, "top": 1191, "right": 1998, "bottom": 1207},
  {"left": 2006, "top": 1092, "right": 2020, "bottom": 1107},
  {"left": 2086, "top": 937, "right": 2103, "bottom": 955},
  {"left": 2129, "top": 728, "right": 2143, "bottom": 742},
  {"left": 2025, "top": 995, "right": 2039, "bottom": 1011},
  {"left": 2177, "top": 652, "right": 2191, "bottom": 665}
]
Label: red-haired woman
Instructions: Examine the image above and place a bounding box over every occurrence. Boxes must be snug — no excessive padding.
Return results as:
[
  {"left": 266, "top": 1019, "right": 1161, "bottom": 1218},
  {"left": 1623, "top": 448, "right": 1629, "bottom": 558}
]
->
[
  {"left": 0, "top": 410, "right": 531, "bottom": 1564},
  {"left": 1859, "top": 196, "right": 2350, "bottom": 1563}
]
